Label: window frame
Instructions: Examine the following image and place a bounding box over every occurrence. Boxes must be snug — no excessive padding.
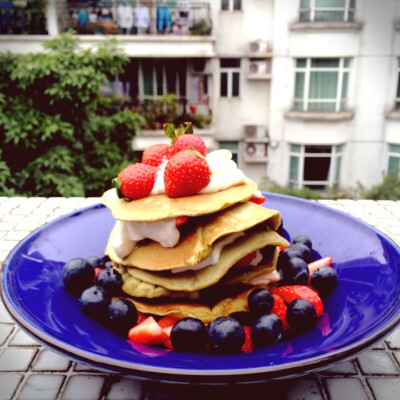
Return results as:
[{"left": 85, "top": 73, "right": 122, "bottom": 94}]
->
[
  {"left": 388, "top": 144, "right": 400, "bottom": 176},
  {"left": 395, "top": 59, "right": 400, "bottom": 111},
  {"left": 293, "top": 57, "right": 350, "bottom": 112},
  {"left": 289, "top": 144, "right": 343, "bottom": 189},
  {"left": 138, "top": 59, "right": 187, "bottom": 101},
  {"left": 220, "top": 59, "right": 241, "bottom": 98},
  {"left": 299, "top": 0, "right": 355, "bottom": 22},
  {"left": 221, "top": 0, "right": 242, "bottom": 12}
]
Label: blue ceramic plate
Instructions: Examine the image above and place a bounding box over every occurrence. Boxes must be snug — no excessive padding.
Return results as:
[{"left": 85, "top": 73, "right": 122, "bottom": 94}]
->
[{"left": 2, "top": 194, "right": 400, "bottom": 384}]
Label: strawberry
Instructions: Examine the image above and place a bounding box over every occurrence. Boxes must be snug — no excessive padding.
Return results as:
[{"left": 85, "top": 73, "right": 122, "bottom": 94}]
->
[
  {"left": 308, "top": 256, "right": 332, "bottom": 275},
  {"left": 157, "top": 315, "right": 180, "bottom": 349},
  {"left": 249, "top": 194, "right": 266, "bottom": 205},
  {"left": 128, "top": 316, "right": 169, "bottom": 346},
  {"left": 272, "top": 285, "right": 324, "bottom": 318},
  {"left": 115, "top": 163, "right": 158, "bottom": 200},
  {"left": 234, "top": 251, "right": 257, "bottom": 268},
  {"left": 142, "top": 143, "right": 172, "bottom": 167},
  {"left": 136, "top": 311, "right": 148, "bottom": 325},
  {"left": 271, "top": 294, "right": 290, "bottom": 331},
  {"left": 164, "top": 149, "right": 211, "bottom": 198},
  {"left": 93, "top": 267, "right": 102, "bottom": 282},
  {"left": 241, "top": 325, "right": 254, "bottom": 353},
  {"left": 164, "top": 122, "right": 207, "bottom": 157}
]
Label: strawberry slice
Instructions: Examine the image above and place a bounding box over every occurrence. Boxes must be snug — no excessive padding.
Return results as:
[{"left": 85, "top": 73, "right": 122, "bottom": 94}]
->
[
  {"left": 128, "top": 316, "right": 169, "bottom": 346},
  {"left": 175, "top": 216, "right": 189, "bottom": 227},
  {"left": 272, "top": 285, "right": 324, "bottom": 318},
  {"left": 156, "top": 315, "right": 180, "bottom": 350},
  {"left": 249, "top": 194, "right": 266, "bottom": 205},
  {"left": 241, "top": 326, "right": 254, "bottom": 353},
  {"left": 136, "top": 311, "right": 148, "bottom": 325},
  {"left": 234, "top": 251, "right": 257, "bottom": 268},
  {"left": 308, "top": 256, "right": 332, "bottom": 275},
  {"left": 271, "top": 294, "right": 290, "bottom": 331},
  {"left": 93, "top": 267, "right": 102, "bottom": 282}
]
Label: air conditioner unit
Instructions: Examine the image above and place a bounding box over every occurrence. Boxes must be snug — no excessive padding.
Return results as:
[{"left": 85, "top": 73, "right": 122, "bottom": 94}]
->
[
  {"left": 248, "top": 60, "right": 269, "bottom": 75},
  {"left": 244, "top": 125, "right": 266, "bottom": 139},
  {"left": 248, "top": 40, "right": 269, "bottom": 56},
  {"left": 244, "top": 142, "right": 268, "bottom": 159},
  {"left": 190, "top": 59, "right": 211, "bottom": 74}
]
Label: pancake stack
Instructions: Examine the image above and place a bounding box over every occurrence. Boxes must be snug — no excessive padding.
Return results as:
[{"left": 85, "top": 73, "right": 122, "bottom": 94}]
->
[{"left": 102, "top": 180, "right": 289, "bottom": 324}]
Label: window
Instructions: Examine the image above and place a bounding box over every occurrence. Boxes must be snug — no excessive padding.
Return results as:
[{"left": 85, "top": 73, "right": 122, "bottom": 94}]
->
[
  {"left": 294, "top": 58, "right": 350, "bottom": 112},
  {"left": 220, "top": 59, "right": 241, "bottom": 98},
  {"left": 219, "top": 141, "right": 239, "bottom": 163},
  {"left": 395, "top": 59, "right": 400, "bottom": 111},
  {"left": 221, "top": 0, "right": 242, "bottom": 11},
  {"left": 289, "top": 144, "right": 343, "bottom": 189},
  {"left": 388, "top": 145, "right": 400, "bottom": 176},
  {"left": 299, "top": 0, "right": 355, "bottom": 22},
  {"left": 139, "top": 59, "right": 187, "bottom": 100}
]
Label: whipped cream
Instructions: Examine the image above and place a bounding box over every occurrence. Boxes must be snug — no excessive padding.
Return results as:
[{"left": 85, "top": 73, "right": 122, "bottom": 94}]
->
[
  {"left": 170, "top": 232, "right": 245, "bottom": 274},
  {"left": 151, "top": 149, "right": 248, "bottom": 196},
  {"left": 248, "top": 269, "right": 281, "bottom": 286},
  {"left": 111, "top": 218, "right": 180, "bottom": 259}
]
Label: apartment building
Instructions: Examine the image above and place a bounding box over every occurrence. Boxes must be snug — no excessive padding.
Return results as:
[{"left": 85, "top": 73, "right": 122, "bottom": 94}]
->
[{"left": 1, "top": 0, "right": 400, "bottom": 191}]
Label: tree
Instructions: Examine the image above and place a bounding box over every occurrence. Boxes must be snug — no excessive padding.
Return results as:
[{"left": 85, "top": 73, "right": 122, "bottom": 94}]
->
[{"left": 0, "top": 33, "right": 145, "bottom": 197}]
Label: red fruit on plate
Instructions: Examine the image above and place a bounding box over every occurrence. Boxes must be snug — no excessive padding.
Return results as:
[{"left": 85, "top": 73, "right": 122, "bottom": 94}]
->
[
  {"left": 241, "top": 325, "right": 254, "bottom": 353},
  {"left": 175, "top": 216, "right": 189, "bottom": 227},
  {"left": 116, "top": 163, "right": 158, "bottom": 200},
  {"left": 172, "top": 133, "right": 207, "bottom": 157},
  {"left": 271, "top": 294, "right": 290, "bottom": 331},
  {"left": 142, "top": 143, "right": 172, "bottom": 167},
  {"left": 272, "top": 285, "right": 324, "bottom": 318},
  {"left": 128, "top": 316, "right": 169, "bottom": 346},
  {"left": 308, "top": 256, "right": 333, "bottom": 275},
  {"left": 164, "top": 149, "right": 211, "bottom": 198},
  {"left": 249, "top": 194, "right": 266, "bottom": 205}
]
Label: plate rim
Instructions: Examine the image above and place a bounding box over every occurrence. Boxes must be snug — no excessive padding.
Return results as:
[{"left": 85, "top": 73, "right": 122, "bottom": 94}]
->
[{"left": 1, "top": 193, "right": 400, "bottom": 379}]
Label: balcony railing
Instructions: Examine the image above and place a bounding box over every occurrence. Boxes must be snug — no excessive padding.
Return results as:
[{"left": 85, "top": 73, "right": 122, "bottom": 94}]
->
[{"left": 58, "top": 1, "right": 212, "bottom": 36}]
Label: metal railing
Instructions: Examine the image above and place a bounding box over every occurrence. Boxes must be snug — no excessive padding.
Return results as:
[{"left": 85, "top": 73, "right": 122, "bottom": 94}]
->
[{"left": 58, "top": 1, "right": 212, "bottom": 36}]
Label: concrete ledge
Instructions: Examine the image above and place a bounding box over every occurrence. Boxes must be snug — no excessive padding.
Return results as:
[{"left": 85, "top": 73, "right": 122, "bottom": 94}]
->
[
  {"left": 284, "top": 110, "right": 355, "bottom": 122},
  {"left": 289, "top": 21, "right": 363, "bottom": 32}
]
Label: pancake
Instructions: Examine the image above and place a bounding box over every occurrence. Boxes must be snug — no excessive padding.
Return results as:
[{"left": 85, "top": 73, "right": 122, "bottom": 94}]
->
[
  {"left": 102, "top": 181, "right": 257, "bottom": 222},
  {"left": 118, "top": 228, "right": 288, "bottom": 294},
  {"left": 124, "top": 288, "right": 256, "bottom": 324},
  {"left": 105, "top": 201, "right": 282, "bottom": 271}
]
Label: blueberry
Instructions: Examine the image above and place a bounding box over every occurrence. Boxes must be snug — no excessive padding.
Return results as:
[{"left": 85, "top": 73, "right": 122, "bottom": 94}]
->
[
  {"left": 289, "top": 243, "right": 312, "bottom": 262},
  {"left": 107, "top": 299, "right": 138, "bottom": 336},
  {"left": 251, "top": 314, "right": 282, "bottom": 348},
  {"left": 248, "top": 288, "right": 274, "bottom": 317},
  {"left": 292, "top": 235, "right": 312, "bottom": 250},
  {"left": 286, "top": 298, "right": 317, "bottom": 332},
  {"left": 208, "top": 317, "right": 245, "bottom": 354},
  {"left": 86, "top": 256, "right": 105, "bottom": 270},
  {"left": 170, "top": 317, "right": 208, "bottom": 353},
  {"left": 311, "top": 266, "right": 338, "bottom": 296},
  {"left": 278, "top": 256, "right": 309, "bottom": 285},
  {"left": 95, "top": 268, "right": 123, "bottom": 296},
  {"left": 63, "top": 258, "right": 94, "bottom": 295},
  {"left": 80, "top": 285, "right": 110, "bottom": 320}
]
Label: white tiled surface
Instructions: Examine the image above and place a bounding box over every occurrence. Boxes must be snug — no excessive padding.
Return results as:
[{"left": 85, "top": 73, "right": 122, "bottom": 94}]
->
[{"left": 0, "top": 196, "right": 399, "bottom": 399}]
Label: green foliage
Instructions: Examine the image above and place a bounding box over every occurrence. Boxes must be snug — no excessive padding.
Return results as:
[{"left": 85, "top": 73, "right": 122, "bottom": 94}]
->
[
  {"left": 360, "top": 172, "right": 400, "bottom": 200},
  {"left": 0, "top": 33, "right": 145, "bottom": 197}
]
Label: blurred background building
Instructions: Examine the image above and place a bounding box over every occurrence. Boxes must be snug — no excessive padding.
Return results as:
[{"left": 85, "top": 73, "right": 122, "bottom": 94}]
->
[{"left": 1, "top": 0, "right": 400, "bottom": 191}]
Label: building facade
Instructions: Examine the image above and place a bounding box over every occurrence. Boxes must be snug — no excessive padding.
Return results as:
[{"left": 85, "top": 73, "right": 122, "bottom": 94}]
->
[{"left": 1, "top": 0, "right": 400, "bottom": 191}]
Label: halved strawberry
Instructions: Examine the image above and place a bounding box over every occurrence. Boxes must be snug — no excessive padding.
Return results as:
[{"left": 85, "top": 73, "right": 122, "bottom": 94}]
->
[
  {"left": 249, "top": 194, "right": 266, "bottom": 205},
  {"left": 308, "top": 256, "right": 332, "bottom": 275},
  {"left": 271, "top": 285, "right": 324, "bottom": 318},
  {"left": 136, "top": 311, "right": 148, "bottom": 325},
  {"left": 271, "top": 294, "right": 290, "bottom": 331},
  {"left": 241, "top": 326, "right": 254, "bottom": 353},
  {"left": 128, "top": 316, "right": 169, "bottom": 346},
  {"left": 157, "top": 315, "right": 180, "bottom": 350},
  {"left": 93, "top": 267, "right": 102, "bottom": 282},
  {"left": 234, "top": 251, "right": 257, "bottom": 268}
]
